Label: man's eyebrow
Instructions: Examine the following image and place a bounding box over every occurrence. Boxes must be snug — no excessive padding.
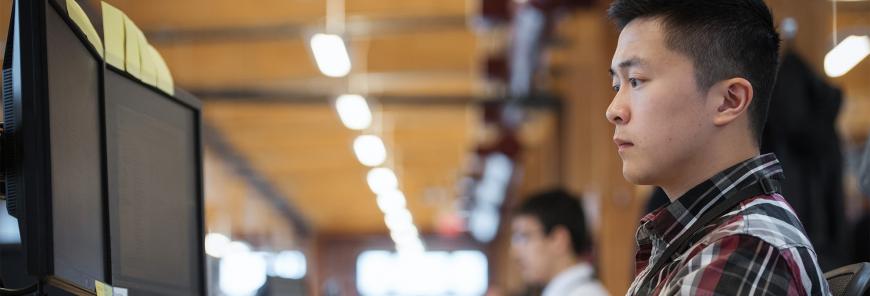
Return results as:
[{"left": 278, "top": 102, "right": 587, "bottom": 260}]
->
[
  {"left": 609, "top": 57, "right": 647, "bottom": 77},
  {"left": 619, "top": 57, "right": 645, "bottom": 69}
]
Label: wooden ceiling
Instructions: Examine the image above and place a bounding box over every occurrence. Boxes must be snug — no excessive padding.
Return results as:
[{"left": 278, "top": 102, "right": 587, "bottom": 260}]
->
[
  {"left": 204, "top": 101, "right": 477, "bottom": 236},
  {"left": 94, "top": 0, "right": 486, "bottom": 239},
  {"left": 100, "top": 0, "right": 483, "bottom": 97}
]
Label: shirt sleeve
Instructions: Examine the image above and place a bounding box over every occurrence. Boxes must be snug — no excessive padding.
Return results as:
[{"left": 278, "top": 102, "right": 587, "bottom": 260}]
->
[{"left": 658, "top": 234, "right": 826, "bottom": 296}]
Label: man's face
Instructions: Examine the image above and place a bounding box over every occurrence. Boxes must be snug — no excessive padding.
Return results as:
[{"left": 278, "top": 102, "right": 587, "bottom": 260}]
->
[
  {"left": 607, "top": 18, "right": 715, "bottom": 186},
  {"left": 510, "top": 215, "right": 554, "bottom": 285}
]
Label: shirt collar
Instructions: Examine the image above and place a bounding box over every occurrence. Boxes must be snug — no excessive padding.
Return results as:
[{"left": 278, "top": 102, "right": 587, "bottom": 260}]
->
[
  {"left": 640, "top": 153, "right": 784, "bottom": 244},
  {"left": 542, "top": 262, "right": 595, "bottom": 296}
]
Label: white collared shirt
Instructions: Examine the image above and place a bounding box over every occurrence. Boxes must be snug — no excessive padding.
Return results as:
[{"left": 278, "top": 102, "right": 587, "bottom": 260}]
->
[{"left": 542, "top": 262, "right": 609, "bottom": 296}]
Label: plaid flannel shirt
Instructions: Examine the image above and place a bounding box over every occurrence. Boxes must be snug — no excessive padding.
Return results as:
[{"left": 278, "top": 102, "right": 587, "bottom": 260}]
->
[{"left": 626, "top": 153, "right": 831, "bottom": 295}]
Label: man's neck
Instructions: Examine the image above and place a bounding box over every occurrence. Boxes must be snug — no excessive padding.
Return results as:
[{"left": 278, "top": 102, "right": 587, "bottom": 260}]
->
[{"left": 661, "top": 139, "right": 759, "bottom": 201}]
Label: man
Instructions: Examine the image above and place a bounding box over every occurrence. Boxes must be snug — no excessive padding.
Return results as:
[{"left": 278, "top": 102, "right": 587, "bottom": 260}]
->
[
  {"left": 510, "top": 189, "right": 609, "bottom": 296},
  {"left": 605, "top": 1, "right": 830, "bottom": 295}
]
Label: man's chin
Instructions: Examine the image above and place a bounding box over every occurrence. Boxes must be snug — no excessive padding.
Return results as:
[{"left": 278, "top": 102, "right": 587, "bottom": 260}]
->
[
  {"left": 521, "top": 273, "right": 547, "bottom": 286},
  {"left": 623, "top": 166, "right": 656, "bottom": 185}
]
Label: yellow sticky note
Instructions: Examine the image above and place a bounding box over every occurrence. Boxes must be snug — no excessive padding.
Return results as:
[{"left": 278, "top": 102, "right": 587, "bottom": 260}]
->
[
  {"left": 138, "top": 33, "right": 157, "bottom": 86},
  {"left": 66, "top": 0, "right": 103, "bottom": 57},
  {"left": 101, "top": 2, "right": 124, "bottom": 68},
  {"left": 124, "top": 16, "right": 141, "bottom": 78},
  {"left": 95, "top": 281, "right": 113, "bottom": 296},
  {"left": 150, "top": 45, "right": 174, "bottom": 95}
]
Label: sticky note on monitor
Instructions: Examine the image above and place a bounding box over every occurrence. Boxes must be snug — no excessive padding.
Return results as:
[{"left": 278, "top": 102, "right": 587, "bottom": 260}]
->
[
  {"left": 66, "top": 0, "right": 103, "bottom": 57},
  {"left": 101, "top": 2, "right": 124, "bottom": 68},
  {"left": 123, "top": 16, "right": 142, "bottom": 79},
  {"left": 139, "top": 33, "right": 157, "bottom": 86},
  {"left": 149, "top": 45, "right": 175, "bottom": 95},
  {"left": 95, "top": 281, "right": 114, "bottom": 296}
]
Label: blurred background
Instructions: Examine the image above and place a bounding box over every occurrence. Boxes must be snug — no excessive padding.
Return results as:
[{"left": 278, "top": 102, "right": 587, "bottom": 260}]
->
[{"left": 1, "top": 0, "right": 870, "bottom": 295}]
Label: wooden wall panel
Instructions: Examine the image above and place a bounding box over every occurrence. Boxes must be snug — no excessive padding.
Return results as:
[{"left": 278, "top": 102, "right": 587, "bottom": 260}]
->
[{"left": 552, "top": 9, "right": 643, "bottom": 295}]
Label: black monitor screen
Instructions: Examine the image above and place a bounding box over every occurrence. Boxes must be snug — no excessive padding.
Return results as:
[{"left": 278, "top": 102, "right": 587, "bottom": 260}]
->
[
  {"left": 104, "top": 68, "right": 203, "bottom": 295},
  {"left": 44, "top": 0, "right": 105, "bottom": 290}
]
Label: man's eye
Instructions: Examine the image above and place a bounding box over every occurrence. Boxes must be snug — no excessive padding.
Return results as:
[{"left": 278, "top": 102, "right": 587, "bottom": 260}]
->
[
  {"left": 629, "top": 78, "right": 640, "bottom": 87},
  {"left": 612, "top": 84, "right": 621, "bottom": 92}
]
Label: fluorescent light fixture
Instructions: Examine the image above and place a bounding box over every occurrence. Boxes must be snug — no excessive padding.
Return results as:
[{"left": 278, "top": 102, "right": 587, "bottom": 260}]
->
[
  {"left": 390, "top": 227, "right": 420, "bottom": 245},
  {"left": 273, "top": 250, "right": 307, "bottom": 280},
  {"left": 483, "top": 153, "right": 513, "bottom": 184},
  {"left": 310, "top": 33, "right": 351, "bottom": 77},
  {"left": 376, "top": 190, "right": 407, "bottom": 214},
  {"left": 389, "top": 223, "right": 418, "bottom": 236},
  {"left": 468, "top": 206, "right": 500, "bottom": 243},
  {"left": 447, "top": 251, "right": 489, "bottom": 295},
  {"left": 353, "top": 135, "right": 387, "bottom": 167},
  {"left": 204, "top": 232, "right": 231, "bottom": 258},
  {"left": 395, "top": 240, "right": 426, "bottom": 255},
  {"left": 384, "top": 208, "right": 413, "bottom": 230},
  {"left": 825, "top": 35, "right": 870, "bottom": 77},
  {"left": 356, "top": 251, "right": 395, "bottom": 295},
  {"left": 356, "top": 250, "right": 489, "bottom": 296},
  {"left": 335, "top": 94, "right": 372, "bottom": 130},
  {"left": 225, "top": 241, "right": 252, "bottom": 255},
  {"left": 367, "top": 168, "right": 398, "bottom": 194},
  {"left": 220, "top": 251, "right": 268, "bottom": 296}
]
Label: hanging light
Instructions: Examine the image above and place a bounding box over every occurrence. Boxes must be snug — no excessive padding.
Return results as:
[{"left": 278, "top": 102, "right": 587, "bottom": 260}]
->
[
  {"left": 384, "top": 208, "right": 414, "bottom": 230},
  {"left": 204, "top": 233, "right": 231, "bottom": 258},
  {"left": 824, "top": 35, "right": 870, "bottom": 77},
  {"left": 310, "top": 33, "right": 352, "bottom": 77},
  {"left": 353, "top": 135, "right": 387, "bottom": 167},
  {"left": 367, "top": 168, "right": 399, "bottom": 194},
  {"left": 335, "top": 94, "right": 372, "bottom": 130},
  {"left": 219, "top": 250, "right": 268, "bottom": 296},
  {"left": 376, "top": 190, "right": 407, "bottom": 214},
  {"left": 272, "top": 250, "right": 307, "bottom": 280}
]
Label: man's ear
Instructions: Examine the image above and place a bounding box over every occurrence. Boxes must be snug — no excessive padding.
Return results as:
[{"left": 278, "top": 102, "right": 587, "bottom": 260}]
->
[
  {"left": 548, "top": 226, "right": 573, "bottom": 255},
  {"left": 710, "top": 78, "right": 753, "bottom": 126}
]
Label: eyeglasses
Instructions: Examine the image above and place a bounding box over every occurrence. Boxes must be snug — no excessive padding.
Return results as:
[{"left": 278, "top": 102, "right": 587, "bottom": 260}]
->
[{"left": 511, "top": 230, "right": 543, "bottom": 246}]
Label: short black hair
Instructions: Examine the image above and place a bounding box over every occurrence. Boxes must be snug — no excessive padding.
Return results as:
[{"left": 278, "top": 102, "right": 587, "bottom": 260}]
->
[
  {"left": 514, "top": 189, "right": 591, "bottom": 256},
  {"left": 608, "top": 0, "right": 781, "bottom": 144}
]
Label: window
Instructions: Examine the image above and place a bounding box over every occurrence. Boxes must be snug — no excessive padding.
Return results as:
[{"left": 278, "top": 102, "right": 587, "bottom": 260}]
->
[{"left": 356, "top": 250, "right": 488, "bottom": 296}]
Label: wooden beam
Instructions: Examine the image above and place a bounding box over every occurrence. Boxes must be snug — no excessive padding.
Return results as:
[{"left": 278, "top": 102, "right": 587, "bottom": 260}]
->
[
  {"left": 195, "top": 88, "right": 482, "bottom": 106},
  {"left": 145, "top": 15, "right": 469, "bottom": 44},
  {"left": 99, "top": 0, "right": 468, "bottom": 31},
  {"left": 151, "top": 29, "right": 478, "bottom": 91}
]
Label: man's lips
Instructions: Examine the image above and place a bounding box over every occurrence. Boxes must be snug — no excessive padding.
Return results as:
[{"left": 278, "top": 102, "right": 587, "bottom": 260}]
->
[{"left": 614, "top": 138, "right": 634, "bottom": 151}]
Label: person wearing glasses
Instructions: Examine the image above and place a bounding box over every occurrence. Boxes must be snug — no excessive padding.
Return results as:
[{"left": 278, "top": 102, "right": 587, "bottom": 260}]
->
[{"left": 510, "top": 189, "right": 609, "bottom": 296}]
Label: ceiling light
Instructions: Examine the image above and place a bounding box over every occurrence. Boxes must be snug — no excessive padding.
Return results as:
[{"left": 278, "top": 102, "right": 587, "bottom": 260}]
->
[
  {"left": 354, "top": 135, "right": 387, "bottom": 167},
  {"left": 220, "top": 251, "right": 268, "bottom": 296},
  {"left": 204, "top": 232, "right": 231, "bottom": 258},
  {"left": 272, "top": 250, "right": 307, "bottom": 280},
  {"left": 367, "top": 168, "right": 398, "bottom": 194},
  {"left": 376, "top": 190, "right": 407, "bottom": 214},
  {"left": 384, "top": 208, "right": 413, "bottom": 230},
  {"left": 335, "top": 94, "right": 372, "bottom": 130},
  {"left": 310, "top": 33, "right": 351, "bottom": 77},
  {"left": 825, "top": 35, "right": 870, "bottom": 77}
]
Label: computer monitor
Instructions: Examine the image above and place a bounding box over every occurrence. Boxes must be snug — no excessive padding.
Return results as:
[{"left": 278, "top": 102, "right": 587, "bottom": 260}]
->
[
  {"left": 103, "top": 67, "right": 205, "bottom": 295},
  {"left": 3, "top": 0, "right": 107, "bottom": 291},
  {"left": 2, "top": 0, "right": 205, "bottom": 294}
]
